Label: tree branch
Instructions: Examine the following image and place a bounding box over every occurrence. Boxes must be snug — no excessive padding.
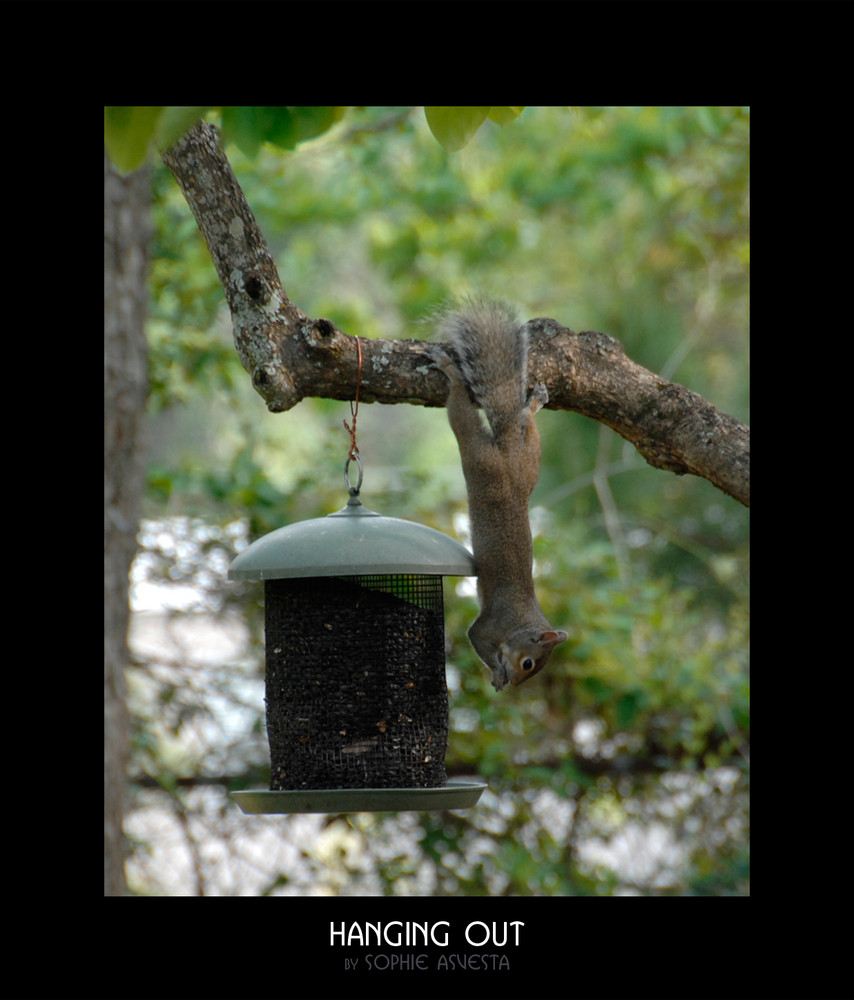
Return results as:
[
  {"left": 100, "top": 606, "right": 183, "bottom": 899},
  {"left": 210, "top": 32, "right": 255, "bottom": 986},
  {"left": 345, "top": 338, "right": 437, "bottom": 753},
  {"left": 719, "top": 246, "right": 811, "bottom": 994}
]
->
[{"left": 162, "top": 121, "right": 749, "bottom": 507}]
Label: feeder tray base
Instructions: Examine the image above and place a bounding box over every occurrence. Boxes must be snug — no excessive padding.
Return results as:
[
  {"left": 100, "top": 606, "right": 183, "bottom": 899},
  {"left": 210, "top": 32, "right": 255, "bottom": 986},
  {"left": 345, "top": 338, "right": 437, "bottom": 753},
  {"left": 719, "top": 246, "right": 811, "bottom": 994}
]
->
[{"left": 230, "top": 780, "right": 487, "bottom": 814}]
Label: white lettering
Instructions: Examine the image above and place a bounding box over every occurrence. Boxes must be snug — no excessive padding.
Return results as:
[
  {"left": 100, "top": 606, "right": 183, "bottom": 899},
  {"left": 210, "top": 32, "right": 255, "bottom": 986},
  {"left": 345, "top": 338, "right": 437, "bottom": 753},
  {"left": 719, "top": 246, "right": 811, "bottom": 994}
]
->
[
  {"left": 330, "top": 921, "right": 452, "bottom": 947},
  {"left": 431, "top": 921, "right": 450, "bottom": 947},
  {"left": 364, "top": 921, "right": 382, "bottom": 946},
  {"left": 465, "top": 921, "right": 489, "bottom": 947},
  {"left": 464, "top": 921, "right": 524, "bottom": 947}
]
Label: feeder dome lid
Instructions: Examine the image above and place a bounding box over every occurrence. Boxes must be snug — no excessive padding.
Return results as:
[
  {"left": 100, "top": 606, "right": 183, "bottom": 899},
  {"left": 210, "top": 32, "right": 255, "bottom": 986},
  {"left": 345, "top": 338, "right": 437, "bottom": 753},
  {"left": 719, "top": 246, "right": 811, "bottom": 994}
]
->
[{"left": 228, "top": 497, "right": 475, "bottom": 581}]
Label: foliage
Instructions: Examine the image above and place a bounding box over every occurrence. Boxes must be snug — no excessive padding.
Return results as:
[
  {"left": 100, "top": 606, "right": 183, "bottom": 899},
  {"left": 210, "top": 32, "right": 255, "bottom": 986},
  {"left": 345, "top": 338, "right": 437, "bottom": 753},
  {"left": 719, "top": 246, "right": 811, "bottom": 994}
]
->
[
  {"left": 127, "top": 106, "right": 749, "bottom": 896},
  {"left": 423, "top": 106, "right": 525, "bottom": 151},
  {"left": 105, "top": 105, "right": 526, "bottom": 173},
  {"left": 127, "top": 504, "right": 748, "bottom": 896}
]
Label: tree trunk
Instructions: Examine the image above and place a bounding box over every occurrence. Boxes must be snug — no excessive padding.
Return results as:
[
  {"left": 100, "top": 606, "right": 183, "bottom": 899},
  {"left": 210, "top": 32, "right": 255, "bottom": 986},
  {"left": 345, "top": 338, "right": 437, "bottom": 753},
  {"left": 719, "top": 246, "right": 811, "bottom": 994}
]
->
[{"left": 104, "top": 152, "right": 150, "bottom": 896}]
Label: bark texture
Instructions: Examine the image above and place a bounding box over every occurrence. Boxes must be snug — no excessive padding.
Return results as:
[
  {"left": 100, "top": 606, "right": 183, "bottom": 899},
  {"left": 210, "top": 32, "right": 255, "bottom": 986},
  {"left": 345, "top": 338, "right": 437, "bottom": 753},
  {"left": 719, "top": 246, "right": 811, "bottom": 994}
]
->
[{"left": 104, "top": 153, "right": 150, "bottom": 895}]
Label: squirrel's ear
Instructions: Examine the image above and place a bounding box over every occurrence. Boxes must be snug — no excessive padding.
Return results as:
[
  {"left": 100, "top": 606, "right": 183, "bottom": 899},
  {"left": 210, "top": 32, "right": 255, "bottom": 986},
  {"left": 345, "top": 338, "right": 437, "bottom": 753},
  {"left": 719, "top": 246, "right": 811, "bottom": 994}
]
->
[{"left": 541, "top": 630, "right": 568, "bottom": 645}]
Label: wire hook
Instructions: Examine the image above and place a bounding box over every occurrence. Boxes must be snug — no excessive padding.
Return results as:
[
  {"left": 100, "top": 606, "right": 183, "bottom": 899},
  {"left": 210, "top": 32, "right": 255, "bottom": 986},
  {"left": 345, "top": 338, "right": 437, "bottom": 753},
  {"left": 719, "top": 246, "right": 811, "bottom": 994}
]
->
[{"left": 343, "top": 336, "right": 363, "bottom": 494}]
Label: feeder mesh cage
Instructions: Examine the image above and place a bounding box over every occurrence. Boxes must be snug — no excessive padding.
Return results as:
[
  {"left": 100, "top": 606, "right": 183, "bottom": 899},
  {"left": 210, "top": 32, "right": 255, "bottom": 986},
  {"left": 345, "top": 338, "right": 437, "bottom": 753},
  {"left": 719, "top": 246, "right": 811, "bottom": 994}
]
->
[{"left": 264, "top": 575, "right": 449, "bottom": 790}]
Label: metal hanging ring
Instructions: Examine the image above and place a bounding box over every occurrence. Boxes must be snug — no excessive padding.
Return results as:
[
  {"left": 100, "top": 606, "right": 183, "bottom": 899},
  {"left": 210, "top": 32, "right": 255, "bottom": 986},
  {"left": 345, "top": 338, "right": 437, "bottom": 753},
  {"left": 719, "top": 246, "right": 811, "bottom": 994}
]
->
[{"left": 344, "top": 452, "right": 363, "bottom": 495}]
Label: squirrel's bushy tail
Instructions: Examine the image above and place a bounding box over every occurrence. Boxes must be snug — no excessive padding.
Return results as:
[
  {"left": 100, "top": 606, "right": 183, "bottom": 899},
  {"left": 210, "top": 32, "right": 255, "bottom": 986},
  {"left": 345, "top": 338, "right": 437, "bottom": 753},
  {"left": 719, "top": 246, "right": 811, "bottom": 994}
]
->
[{"left": 438, "top": 296, "right": 528, "bottom": 440}]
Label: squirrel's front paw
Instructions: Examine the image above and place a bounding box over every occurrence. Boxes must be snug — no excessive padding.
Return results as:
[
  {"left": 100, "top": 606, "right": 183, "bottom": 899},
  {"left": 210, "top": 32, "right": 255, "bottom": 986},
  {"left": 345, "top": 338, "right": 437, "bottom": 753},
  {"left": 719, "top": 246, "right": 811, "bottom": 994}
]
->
[
  {"left": 427, "top": 343, "right": 461, "bottom": 382},
  {"left": 490, "top": 669, "right": 511, "bottom": 692},
  {"left": 529, "top": 382, "right": 549, "bottom": 413}
]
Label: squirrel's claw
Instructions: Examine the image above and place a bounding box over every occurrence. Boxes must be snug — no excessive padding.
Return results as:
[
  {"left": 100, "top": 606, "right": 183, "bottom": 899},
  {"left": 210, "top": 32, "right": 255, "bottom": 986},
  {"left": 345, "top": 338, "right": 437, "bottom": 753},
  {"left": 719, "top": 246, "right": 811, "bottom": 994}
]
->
[{"left": 529, "top": 382, "right": 549, "bottom": 413}]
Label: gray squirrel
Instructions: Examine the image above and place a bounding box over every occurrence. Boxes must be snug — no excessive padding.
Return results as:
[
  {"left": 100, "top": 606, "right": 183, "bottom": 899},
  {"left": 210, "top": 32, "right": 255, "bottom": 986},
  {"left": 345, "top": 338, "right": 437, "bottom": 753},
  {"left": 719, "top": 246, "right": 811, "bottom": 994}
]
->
[{"left": 433, "top": 297, "right": 568, "bottom": 690}]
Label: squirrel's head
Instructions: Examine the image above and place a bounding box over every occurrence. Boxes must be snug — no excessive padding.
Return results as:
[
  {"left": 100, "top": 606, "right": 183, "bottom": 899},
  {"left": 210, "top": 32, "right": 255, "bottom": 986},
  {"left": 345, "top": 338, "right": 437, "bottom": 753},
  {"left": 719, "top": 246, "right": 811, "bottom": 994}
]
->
[{"left": 490, "top": 629, "right": 568, "bottom": 691}]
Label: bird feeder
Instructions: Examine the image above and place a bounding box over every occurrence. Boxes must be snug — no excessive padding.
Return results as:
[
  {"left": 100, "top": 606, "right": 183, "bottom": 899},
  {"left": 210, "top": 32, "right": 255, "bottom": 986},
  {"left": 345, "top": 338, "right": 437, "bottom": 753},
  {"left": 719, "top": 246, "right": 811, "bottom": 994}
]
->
[{"left": 228, "top": 463, "right": 486, "bottom": 814}]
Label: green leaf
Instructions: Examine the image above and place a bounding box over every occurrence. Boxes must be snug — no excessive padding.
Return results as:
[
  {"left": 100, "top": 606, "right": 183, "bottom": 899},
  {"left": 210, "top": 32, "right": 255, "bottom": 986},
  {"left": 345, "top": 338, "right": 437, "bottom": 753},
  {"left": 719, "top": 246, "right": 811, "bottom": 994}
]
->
[
  {"left": 289, "top": 106, "right": 346, "bottom": 143},
  {"left": 155, "top": 106, "right": 210, "bottom": 152},
  {"left": 104, "top": 106, "right": 164, "bottom": 173},
  {"left": 424, "top": 106, "right": 490, "bottom": 151},
  {"left": 221, "top": 106, "right": 293, "bottom": 157},
  {"left": 221, "top": 107, "right": 346, "bottom": 157},
  {"left": 487, "top": 106, "right": 525, "bottom": 125}
]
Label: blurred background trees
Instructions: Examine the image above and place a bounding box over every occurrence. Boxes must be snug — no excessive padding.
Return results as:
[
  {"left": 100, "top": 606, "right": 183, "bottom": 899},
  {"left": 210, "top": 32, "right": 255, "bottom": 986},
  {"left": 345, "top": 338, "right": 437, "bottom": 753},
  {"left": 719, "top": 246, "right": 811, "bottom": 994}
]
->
[{"left": 119, "top": 106, "right": 748, "bottom": 895}]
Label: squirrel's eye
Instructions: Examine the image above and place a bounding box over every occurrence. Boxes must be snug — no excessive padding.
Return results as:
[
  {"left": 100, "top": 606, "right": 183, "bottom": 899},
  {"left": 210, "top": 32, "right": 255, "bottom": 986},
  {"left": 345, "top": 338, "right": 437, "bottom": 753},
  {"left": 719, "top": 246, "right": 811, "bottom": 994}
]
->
[{"left": 522, "top": 658, "right": 535, "bottom": 672}]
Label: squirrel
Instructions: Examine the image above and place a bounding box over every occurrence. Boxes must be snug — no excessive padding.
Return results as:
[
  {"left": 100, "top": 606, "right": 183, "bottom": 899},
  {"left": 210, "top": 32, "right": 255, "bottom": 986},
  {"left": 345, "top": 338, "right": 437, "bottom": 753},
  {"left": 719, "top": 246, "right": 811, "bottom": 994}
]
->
[{"left": 433, "top": 296, "right": 568, "bottom": 691}]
